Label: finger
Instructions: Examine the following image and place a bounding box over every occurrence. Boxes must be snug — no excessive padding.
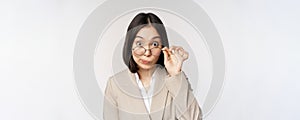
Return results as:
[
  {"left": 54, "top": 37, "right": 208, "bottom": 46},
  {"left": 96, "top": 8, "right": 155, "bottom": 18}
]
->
[
  {"left": 165, "top": 47, "right": 173, "bottom": 55},
  {"left": 178, "top": 48, "right": 184, "bottom": 56},
  {"left": 183, "top": 51, "right": 189, "bottom": 60},
  {"left": 169, "top": 46, "right": 177, "bottom": 55},
  {"left": 175, "top": 46, "right": 182, "bottom": 51},
  {"left": 172, "top": 46, "right": 183, "bottom": 54},
  {"left": 173, "top": 46, "right": 185, "bottom": 58},
  {"left": 169, "top": 46, "right": 175, "bottom": 50},
  {"left": 172, "top": 46, "right": 182, "bottom": 55},
  {"left": 169, "top": 46, "right": 181, "bottom": 61},
  {"left": 162, "top": 47, "right": 170, "bottom": 61},
  {"left": 173, "top": 49, "right": 182, "bottom": 61}
]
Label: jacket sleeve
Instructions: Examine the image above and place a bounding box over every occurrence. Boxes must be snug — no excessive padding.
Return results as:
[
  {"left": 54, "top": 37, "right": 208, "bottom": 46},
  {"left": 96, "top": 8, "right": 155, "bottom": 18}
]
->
[
  {"left": 103, "top": 77, "right": 119, "bottom": 120},
  {"left": 165, "top": 71, "right": 202, "bottom": 120}
]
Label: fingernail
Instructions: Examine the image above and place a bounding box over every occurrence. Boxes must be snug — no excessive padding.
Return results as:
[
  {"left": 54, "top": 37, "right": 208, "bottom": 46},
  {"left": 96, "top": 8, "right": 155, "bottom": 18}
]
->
[{"left": 171, "top": 50, "right": 175, "bottom": 54}]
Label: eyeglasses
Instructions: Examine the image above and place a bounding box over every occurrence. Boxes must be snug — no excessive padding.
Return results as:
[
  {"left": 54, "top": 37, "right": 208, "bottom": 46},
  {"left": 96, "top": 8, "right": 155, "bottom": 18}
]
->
[{"left": 132, "top": 45, "right": 162, "bottom": 56}]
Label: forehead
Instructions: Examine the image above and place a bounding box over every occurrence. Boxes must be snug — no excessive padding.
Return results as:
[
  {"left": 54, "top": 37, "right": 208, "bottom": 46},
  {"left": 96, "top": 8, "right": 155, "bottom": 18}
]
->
[{"left": 135, "top": 26, "right": 160, "bottom": 38}]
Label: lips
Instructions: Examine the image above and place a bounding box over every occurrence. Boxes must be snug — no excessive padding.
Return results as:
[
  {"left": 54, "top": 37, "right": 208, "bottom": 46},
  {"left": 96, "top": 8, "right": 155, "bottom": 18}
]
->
[{"left": 140, "top": 59, "right": 151, "bottom": 64}]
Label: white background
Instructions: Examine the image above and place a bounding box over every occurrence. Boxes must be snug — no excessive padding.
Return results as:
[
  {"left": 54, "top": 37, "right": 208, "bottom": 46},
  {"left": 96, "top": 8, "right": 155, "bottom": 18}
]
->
[{"left": 1, "top": 0, "right": 299, "bottom": 120}]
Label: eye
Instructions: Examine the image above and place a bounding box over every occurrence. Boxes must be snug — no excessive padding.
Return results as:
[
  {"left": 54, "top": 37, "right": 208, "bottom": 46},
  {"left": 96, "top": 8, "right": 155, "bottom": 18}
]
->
[
  {"left": 136, "top": 41, "right": 143, "bottom": 46},
  {"left": 152, "top": 41, "right": 159, "bottom": 47}
]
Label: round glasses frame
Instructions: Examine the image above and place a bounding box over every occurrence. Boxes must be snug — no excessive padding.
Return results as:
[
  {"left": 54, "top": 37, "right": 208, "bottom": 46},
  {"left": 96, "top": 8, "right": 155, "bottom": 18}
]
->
[{"left": 132, "top": 45, "right": 162, "bottom": 56}]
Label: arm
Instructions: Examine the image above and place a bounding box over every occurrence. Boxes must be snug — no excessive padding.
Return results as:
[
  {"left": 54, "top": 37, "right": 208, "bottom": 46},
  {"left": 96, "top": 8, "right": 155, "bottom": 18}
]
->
[
  {"left": 165, "top": 72, "right": 202, "bottom": 120},
  {"left": 162, "top": 46, "right": 202, "bottom": 119},
  {"left": 103, "top": 77, "right": 119, "bottom": 120}
]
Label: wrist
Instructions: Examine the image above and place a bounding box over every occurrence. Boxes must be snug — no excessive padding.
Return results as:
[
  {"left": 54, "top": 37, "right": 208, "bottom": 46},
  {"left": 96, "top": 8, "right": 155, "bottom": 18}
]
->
[{"left": 168, "top": 69, "right": 181, "bottom": 77}]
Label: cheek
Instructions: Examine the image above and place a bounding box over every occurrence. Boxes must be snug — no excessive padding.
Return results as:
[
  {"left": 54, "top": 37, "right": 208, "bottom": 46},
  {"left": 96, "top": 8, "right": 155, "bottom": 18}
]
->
[
  {"left": 132, "top": 53, "right": 139, "bottom": 62},
  {"left": 153, "top": 55, "right": 160, "bottom": 63}
]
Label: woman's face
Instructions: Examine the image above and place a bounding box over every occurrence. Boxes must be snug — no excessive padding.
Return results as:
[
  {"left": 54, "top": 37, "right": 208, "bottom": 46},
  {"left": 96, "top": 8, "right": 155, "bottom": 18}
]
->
[{"left": 132, "top": 26, "right": 162, "bottom": 71}]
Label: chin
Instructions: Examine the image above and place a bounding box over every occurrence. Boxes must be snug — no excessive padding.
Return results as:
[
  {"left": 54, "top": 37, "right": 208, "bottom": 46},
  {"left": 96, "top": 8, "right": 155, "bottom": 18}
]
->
[{"left": 138, "top": 64, "right": 156, "bottom": 70}]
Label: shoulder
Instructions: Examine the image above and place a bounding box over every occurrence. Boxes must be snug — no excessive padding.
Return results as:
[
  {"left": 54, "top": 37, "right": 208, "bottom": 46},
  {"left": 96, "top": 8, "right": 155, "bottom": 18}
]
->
[
  {"left": 109, "top": 69, "right": 131, "bottom": 79},
  {"left": 107, "top": 69, "right": 133, "bottom": 85},
  {"left": 105, "top": 69, "right": 131, "bottom": 92}
]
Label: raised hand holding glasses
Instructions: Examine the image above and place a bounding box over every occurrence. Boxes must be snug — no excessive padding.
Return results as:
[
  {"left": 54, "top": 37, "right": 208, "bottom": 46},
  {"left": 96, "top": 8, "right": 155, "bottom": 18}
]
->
[{"left": 162, "top": 46, "right": 189, "bottom": 77}]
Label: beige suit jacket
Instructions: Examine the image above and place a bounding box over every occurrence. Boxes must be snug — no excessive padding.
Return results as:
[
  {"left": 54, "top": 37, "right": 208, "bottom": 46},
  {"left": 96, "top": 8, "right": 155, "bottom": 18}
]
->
[{"left": 103, "top": 66, "right": 202, "bottom": 120}]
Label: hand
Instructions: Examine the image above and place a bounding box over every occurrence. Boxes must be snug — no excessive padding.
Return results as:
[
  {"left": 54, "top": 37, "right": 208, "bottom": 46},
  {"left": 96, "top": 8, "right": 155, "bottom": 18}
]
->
[{"left": 162, "top": 46, "right": 189, "bottom": 76}]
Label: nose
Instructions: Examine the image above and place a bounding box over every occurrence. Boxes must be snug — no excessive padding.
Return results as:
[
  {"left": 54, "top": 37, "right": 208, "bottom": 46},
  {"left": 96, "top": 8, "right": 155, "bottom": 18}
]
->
[{"left": 144, "top": 47, "right": 151, "bottom": 57}]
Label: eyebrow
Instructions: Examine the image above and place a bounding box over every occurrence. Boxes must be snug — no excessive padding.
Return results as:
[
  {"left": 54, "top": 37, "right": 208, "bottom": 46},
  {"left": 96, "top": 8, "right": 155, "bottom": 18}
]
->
[{"left": 135, "top": 36, "right": 161, "bottom": 40}]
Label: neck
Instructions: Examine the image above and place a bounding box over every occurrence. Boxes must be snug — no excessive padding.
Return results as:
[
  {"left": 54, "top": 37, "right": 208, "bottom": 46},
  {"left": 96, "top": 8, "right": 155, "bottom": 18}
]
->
[{"left": 137, "top": 67, "right": 156, "bottom": 80}]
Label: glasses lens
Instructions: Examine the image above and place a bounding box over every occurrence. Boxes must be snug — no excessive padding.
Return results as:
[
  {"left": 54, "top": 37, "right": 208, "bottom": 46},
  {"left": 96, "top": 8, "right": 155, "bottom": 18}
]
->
[
  {"left": 133, "top": 46, "right": 161, "bottom": 56},
  {"left": 133, "top": 47, "right": 145, "bottom": 55},
  {"left": 151, "top": 47, "right": 161, "bottom": 56}
]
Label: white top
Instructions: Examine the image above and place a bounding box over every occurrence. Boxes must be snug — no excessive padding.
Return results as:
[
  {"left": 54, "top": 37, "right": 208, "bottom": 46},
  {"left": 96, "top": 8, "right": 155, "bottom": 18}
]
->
[{"left": 134, "top": 72, "right": 156, "bottom": 113}]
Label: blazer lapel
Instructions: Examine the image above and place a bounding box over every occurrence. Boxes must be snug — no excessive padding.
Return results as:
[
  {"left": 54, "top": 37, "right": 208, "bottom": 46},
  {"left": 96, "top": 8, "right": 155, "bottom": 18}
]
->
[
  {"left": 150, "top": 65, "right": 169, "bottom": 114},
  {"left": 113, "top": 66, "right": 169, "bottom": 118},
  {"left": 112, "top": 69, "right": 144, "bottom": 99}
]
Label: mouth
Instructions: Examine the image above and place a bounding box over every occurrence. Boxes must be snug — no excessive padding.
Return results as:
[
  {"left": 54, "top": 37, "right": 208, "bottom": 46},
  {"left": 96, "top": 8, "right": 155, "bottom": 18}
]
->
[{"left": 140, "top": 59, "right": 151, "bottom": 64}]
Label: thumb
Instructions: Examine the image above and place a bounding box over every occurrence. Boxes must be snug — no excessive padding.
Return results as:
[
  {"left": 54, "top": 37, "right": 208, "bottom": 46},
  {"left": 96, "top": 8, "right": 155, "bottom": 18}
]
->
[{"left": 162, "top": 47, "right": 169, "bottom": 62}]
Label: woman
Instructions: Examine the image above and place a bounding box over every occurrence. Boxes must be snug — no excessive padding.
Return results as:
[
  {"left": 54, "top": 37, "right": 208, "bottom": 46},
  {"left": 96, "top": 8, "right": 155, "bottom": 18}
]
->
[{"left": 104, "top": 12, "right": 202, "bottom": 120}]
